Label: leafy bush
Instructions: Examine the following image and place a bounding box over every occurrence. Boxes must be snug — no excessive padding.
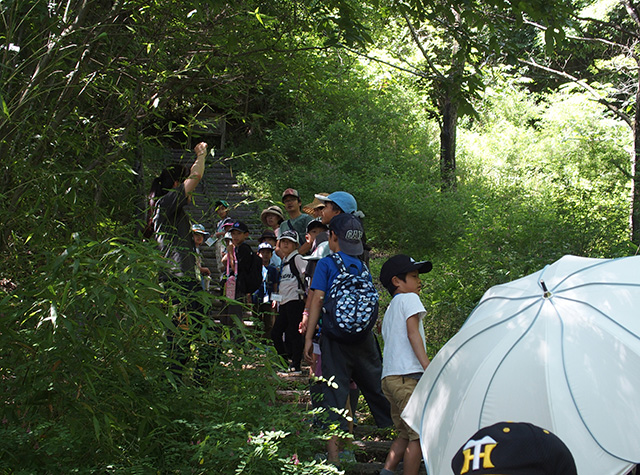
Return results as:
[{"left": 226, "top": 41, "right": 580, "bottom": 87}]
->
[
  {"left": 0, "top": 236, "right": 338, "bottom": 473},
  {"left": 416, "top": 82, "right": 635, "bottom": 349},
  {"left": 231, "top": 61, "right": 443, "bottom": 257}
]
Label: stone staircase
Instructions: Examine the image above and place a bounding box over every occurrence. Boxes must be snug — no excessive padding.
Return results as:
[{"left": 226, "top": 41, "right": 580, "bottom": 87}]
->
[
  {"left": 276, "top": 370, "right": 427, "bottom": 474},
  {"left": 168, "top": 148, "right": 265, "bottom": 288},
  {"left": 167, "top": 147, "right": 426, "bottom": 474}
]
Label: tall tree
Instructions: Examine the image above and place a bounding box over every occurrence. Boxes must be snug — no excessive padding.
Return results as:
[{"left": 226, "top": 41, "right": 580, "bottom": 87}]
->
[
  {"left": 518, "top": 0, "right": 640, "bottom": 244},
  {"left": 339, "top": 0, "right": 576, "bottom": 190}
]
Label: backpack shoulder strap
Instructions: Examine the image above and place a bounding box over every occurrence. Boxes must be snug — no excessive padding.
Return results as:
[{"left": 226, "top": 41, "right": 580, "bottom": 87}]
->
[
  {"left": 290, "top": 255, "right": 305, "bottom": 291},
  {"left": 281, "top": 255, "right": 305, "bottom": 291},
  {"left": 329, "top": 253, "right": 348, "bottom": 274},
  {"left": 330, "top": 252, "right": 365, "bottom": 276},
  {"left": 360, "top": 261, "right": 371, "bottom": 277}
]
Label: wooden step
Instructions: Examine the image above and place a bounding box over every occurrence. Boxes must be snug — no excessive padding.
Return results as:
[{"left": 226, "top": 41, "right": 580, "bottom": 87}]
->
[
  {"left": 345, "top": 462, "right": 427, "bottom": 475},
  {"left": 275, "top": 389, "right": 311, "bottom": 404},
  {"left": 352, "top": 440, "right": 392, "bottom": 460}
]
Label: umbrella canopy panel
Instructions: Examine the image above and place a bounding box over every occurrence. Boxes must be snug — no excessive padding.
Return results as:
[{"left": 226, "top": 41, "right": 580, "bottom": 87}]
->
[{"left": 403, "top": 255, "right": 640, "bottom": 475}]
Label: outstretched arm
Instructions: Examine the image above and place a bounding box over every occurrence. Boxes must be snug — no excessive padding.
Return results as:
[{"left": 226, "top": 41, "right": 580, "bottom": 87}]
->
[
  {"left": 298, "top": 233, "right": 313, "bottom": 255},
  {"left": 183, "top": 142, "right": 207, "bottom": 195}
]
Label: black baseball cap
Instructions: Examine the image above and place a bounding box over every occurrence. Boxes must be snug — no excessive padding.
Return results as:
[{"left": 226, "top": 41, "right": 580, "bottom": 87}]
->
[
  {"left": 329, "top": 213, "right": 363, "bottom": 256},
  {"left": 306, "top": 218, "right": 328, "bottom": 233},
  {"left": 230, "top": 221, "right": 249, "bottom": 233},
  {"left": 379, "top": 254, "right": 432, "bottom": 288},
  {"left": 451, "top": 422, "right": 577, "bottom": 475},
  {"left": 259, "top": 229, "right": 277, "bottom": 242}
]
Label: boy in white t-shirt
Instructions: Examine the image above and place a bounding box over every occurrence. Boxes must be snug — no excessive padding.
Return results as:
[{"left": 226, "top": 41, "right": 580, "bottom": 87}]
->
[{"left": 378, "top": 254, "right": 433, "bottom": 475}]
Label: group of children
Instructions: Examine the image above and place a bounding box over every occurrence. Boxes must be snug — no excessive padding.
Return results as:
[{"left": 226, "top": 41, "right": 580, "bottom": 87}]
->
[
  {"left": 152, "top": 148, "right": 577, "bottom": 475},
  {"left": 189, "top": 187, "right": 435, "bottom": 474}
]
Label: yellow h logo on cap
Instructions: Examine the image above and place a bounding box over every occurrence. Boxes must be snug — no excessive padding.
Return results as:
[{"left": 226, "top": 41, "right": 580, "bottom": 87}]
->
[{"left": 459, "top": 436, "right": 497, "bottom": 474}]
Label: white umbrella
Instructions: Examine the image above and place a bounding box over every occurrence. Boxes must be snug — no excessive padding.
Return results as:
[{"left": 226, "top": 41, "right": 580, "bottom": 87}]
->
[{"left": 403, "top": 255, "right": 640, "bottom": 475}]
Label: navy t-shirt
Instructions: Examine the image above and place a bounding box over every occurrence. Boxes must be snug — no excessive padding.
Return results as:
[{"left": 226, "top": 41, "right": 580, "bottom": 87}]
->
[{"left": 234, "top": 242, "right": 254, "bottom": 294}]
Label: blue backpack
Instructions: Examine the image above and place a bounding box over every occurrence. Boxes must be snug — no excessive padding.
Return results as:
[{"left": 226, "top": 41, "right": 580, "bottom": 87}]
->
[{"left": 321, "top": 254, "right": 379, "bottom": 343}]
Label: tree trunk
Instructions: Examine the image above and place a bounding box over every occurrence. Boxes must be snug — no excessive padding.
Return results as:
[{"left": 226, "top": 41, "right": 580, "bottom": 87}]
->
[{"left": 439, "top": 95, "right": 458, "bottom": 192}]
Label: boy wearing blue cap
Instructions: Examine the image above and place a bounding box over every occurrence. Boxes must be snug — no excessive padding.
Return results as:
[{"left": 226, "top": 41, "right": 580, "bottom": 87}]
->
[
  {"left": 254, "top": 242, "right": 279, "bottom": 338},
  {"left": 315, "top": 190, "right": 370, "bottom": 266},
  {"left": 314, "top": 191, "right": 358, "bottom": 225},
  {"left": 379, "top": 254, "right": 433, "bottom": 475}
]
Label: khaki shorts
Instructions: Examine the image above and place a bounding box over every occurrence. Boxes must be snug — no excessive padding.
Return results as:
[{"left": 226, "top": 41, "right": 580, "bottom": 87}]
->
[{"left": 381, "top": 375, "right": 420, "bottom": 440}]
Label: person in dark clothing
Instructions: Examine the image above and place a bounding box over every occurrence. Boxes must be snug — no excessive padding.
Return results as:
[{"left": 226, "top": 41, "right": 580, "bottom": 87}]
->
[
  {"left": 228, "top": 220, "right": 254, "bottom": 304},
  {"left": 253, "top": 242, "right": 279, "bottom": 338},
  {"left": 220, "top": 220, "right": 255, "bottom": 325},
  {"left": 150, "top": 142, "right": 208, "bottom": 372},
  {"left": 151, "top": 142, "right": 207, "bottom": 279}
]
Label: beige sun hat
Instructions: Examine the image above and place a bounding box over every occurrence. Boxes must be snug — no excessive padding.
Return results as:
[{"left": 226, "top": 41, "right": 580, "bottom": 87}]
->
[
  {"left": 260, "top": 205, "right": 285, "bottom": 227},
  {"left": 303, "top": 193, "right": 328, "bottom": 215}
]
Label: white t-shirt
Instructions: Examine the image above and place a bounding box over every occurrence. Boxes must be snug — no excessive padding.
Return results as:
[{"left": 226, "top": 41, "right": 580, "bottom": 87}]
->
[
  {"left": 381, "top": 292, "right": 427, "bottom": 379},
  {"left": 278, "top": 251, "right": 307, "bottom": 305}
]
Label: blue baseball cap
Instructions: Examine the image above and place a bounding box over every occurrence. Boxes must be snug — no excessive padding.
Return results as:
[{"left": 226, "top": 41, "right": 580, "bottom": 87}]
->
[{"left": 314, "top": 191, "right": 358, "bottom": 214}]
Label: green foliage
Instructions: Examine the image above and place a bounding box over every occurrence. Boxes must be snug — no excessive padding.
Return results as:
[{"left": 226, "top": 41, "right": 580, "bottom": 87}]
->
[
  {"left": 237, "top": 66, "right": 635, "bottom": 353},
  {"left": 463, "top": 79, "right": 631, "bottom": 258},
  {"left": 0, "top": 0, "right": 380, "bottom": 280},
  {"left": 0, "top": 236, "right": 338, "bottom": 473},
  {"left": 414, "top": 81, "right": 634, "bottom": 349},
  {"left": 2, "top": 236, "right": 184, "bottom": 469},
  {"left": 232, "top": 59, "right": 442, "bottom": 249},
  {"left": 2, "top": 0, "right": 638, "bottom": 470}
]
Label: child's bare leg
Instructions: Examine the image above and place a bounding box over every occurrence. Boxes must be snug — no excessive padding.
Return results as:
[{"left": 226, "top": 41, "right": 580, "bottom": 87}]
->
[
  {"left": 402, "top": 439, "right": 423, "bottom": 475},
  {"left": 383, "top": 437, "right": 409, "bottom": 472}
]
